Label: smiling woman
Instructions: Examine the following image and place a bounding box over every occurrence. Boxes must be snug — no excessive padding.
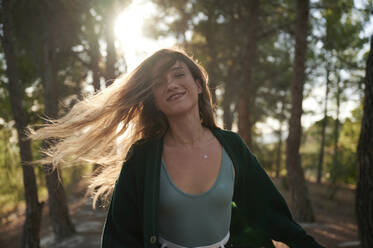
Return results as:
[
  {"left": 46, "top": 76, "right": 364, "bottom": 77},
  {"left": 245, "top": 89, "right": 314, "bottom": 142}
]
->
[
  {"left": 151, "top": 61, "right": 202, "bottom": 117},
  {"left": 30, "top": 48, "right": 325, "bottom": 248}
]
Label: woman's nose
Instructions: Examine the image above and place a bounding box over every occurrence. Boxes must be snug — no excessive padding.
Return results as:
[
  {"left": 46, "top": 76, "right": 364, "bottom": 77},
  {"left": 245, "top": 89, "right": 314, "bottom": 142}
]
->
[{"left": 165, "top": 77, "right": 178, "bottom": 89}]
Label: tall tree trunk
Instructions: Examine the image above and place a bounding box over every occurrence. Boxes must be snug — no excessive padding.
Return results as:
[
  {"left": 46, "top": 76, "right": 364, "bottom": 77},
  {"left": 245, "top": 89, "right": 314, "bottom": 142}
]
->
[
  {"left": 275, "top": 124, "right": 283, "bottom": 178},
  {"left": 41, "top": 19, "right": 75, "bottom": 240},
  {"left": 206, "top": 42, "right": 217, "bottom": 104},
  {"left": 276, "top": 101, "right": 285, "bottom": 178},
  {"left": 86, "top": 12, "right": 102, "bottom": 174},
  {"left": 104, "top": 6, "right": 117, "bottom": 86},
  {"left": 222, "top": 90, "right": 234, "bottom": 130},
  {"left": 238, "top": 0, "right": 259, "bottom": 147},
  {"left": 356, "top": 35, "right": 373, "bottom": 248},
  {"left": 317, "top": 65, "right": 330, "bottom": 184},
  {"left": 223, "top": 65, "right": 239, "bottom": 130},
  {"left": 204, "top": 11, "right": 218, "bottom": 104},
  {"left": 1, "top": 1, "right": 44, "bottom": 247},
  {"left": 285, "top": 0, "right": 315, "bottom": 222},
  {"left": 87, "top": 13, "right": 101, "bottom": 92},
  {"left": 329, "top": 76, "right": 341, "bottom": 199}
]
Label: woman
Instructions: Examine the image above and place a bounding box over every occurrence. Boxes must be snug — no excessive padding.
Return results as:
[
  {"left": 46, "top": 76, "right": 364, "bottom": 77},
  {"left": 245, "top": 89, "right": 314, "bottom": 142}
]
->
[{"left": 31, "top": 48, "right": 324, "bottom": 248}]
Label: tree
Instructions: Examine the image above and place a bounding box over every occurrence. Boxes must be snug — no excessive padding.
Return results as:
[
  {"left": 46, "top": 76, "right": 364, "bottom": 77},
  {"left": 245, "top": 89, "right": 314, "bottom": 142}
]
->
[
  {"left": 39, "top": 1, "right": 78, "bottom": 240},
  {"left": 356, "top": 35, "right": 373, "bottom": 248},
  {"left": 237, "top": 0, "right": 259, "bottom": 148},
  {"left": 316, "top": 65, "right": 330, "bottom": 184},
  {"left": 313, "top": 0, "right": 367, "bottom": 185},
  {"left": 92, "top": 0, "right": 131, "bottom": 85},
  {"left": 285, "top": 0, "right": 315, "bottom": 222},
  {"left": 0, "top": 0, "right": 43, "bottom": 247},
  {"left": 275, "top": 100, "right": 286, "bottom": 178},
  {"left": 329, "top": 74, "right": 342, "bottom": 198},
  {"left": 12, "top": 0, "right": 87, "bottom": 240},
  {"left": 85, "top": 10, "right": 103, "bottom": 92},
  {"left": 103, "top": 2, "right": 119, "bottom": 85}
]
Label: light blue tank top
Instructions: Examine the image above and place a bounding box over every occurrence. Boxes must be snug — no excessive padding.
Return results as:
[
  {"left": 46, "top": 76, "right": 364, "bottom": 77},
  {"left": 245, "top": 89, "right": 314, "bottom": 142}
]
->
[{"left": 158, "top": 148, "right": 234, "bottom": 247}]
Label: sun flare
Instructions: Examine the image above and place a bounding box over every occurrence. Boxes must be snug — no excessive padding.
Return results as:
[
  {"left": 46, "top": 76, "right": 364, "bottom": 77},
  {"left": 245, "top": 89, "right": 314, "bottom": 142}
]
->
[
  {"left": 114, "top": 1, "right": 175, "bottom": 72},
  {"left": 114, "top": 4, "right": 144, "bottom": 50}
]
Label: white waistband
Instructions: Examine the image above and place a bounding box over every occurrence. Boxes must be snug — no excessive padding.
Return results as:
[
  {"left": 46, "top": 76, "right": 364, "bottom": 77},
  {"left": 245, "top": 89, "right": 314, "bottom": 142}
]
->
[{"left": 159, "top": 232, "right": 230, "bottom": 248}]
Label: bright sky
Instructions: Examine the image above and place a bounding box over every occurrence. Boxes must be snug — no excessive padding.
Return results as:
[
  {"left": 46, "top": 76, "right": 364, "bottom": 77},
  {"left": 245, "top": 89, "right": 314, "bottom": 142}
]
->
[
  {"left": 114, "top": 0, "right": 176, "bottom": 72},
  {"left": 114, "top": 0, "right": 371, "bottom": 142}
]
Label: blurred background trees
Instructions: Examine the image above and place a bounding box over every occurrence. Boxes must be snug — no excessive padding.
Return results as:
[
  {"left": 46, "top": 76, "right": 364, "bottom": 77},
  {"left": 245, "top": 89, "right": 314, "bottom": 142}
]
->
[{"left": 0, "top": 0, "right": 372, "bottom": 247}]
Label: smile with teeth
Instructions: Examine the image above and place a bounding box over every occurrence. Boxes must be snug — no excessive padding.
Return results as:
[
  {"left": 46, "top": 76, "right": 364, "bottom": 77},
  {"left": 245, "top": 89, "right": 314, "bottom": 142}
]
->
[{"left": 167, "top": 91, "right": 186, "bottom": 101}]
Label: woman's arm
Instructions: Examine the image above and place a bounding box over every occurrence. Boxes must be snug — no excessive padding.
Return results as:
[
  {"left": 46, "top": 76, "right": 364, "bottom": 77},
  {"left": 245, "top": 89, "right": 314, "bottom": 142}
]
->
[
  {"left": 101, "top": 154, "right": 143, "bottom": 248},
  {"left": 233, "top": 132, "right": 325, "bottom": 248}
]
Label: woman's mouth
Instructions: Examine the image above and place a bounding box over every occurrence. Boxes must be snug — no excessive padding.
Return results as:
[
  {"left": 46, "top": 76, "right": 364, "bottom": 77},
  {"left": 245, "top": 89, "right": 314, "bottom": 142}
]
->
[{"left": 167, "top": 91, "right": 186, "bottom": 101}]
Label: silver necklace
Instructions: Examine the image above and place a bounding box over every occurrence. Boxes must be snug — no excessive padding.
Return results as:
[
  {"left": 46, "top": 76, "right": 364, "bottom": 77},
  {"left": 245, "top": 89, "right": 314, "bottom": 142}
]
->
[{"left": 169, "top": 128, "right": 209, "bottom": 159}]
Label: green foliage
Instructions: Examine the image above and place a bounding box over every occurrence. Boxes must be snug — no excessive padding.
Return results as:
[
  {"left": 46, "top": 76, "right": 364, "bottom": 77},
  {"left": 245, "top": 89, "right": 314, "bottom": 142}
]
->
[
  {"left": 0, "top": 127, "right": 24, "bottom": 213},
  {"left": 300, "top": 102, "right": 363, "bottom": 185},
  {"left": 254, "top": 142, "right": 276, "bottom": 172},
  {"left": 0, "top": 126, "right": 92, "bottom": 217}
]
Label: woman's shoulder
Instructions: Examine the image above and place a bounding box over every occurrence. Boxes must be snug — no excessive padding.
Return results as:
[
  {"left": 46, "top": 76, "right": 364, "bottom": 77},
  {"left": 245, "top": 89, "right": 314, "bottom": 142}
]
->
[
  {"left": 211, "top": 128, "right": 259, "bottom": 166},
  {"left": 125, "top": 135, "right": 162, "bottom": 160},
  {"left": 211, "top": 127, "right": 247, "bottom": 147},
  {"left": 211, "top": 127, "right": 238, "bottom": 137}
]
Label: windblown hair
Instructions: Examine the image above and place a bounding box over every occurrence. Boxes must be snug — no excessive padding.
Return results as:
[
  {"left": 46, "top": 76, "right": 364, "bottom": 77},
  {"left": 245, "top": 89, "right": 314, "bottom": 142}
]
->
[{"left": 29, "top": 48, "right": 217, "bottom": 206}]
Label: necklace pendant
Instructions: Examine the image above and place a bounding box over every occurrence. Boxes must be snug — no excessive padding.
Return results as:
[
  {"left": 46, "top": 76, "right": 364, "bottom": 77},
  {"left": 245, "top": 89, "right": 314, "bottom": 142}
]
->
[{"left": 203, "top": 154, "right": 208, "bottom": 159}]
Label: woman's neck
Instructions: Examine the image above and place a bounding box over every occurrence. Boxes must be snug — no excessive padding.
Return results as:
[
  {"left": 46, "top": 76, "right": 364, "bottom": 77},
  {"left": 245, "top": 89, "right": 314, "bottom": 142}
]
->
[{"left": 164, "top": 110, "right": 207, "bottom": 148}]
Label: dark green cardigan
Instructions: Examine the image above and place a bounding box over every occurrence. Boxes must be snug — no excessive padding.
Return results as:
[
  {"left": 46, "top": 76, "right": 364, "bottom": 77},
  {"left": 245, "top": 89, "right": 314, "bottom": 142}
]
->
[{"left": 101, "top": 128, "right": 324, "bottom": 248}]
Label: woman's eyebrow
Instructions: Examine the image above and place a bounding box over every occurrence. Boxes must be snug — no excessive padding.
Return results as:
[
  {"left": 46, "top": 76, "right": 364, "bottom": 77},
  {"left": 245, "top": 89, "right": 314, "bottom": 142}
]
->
[
  {"left": 169, "top": 66, "right": 184, "bottom": 71},
  {"left": 152, "top": 66, "right": 184, "bottom": 83}
]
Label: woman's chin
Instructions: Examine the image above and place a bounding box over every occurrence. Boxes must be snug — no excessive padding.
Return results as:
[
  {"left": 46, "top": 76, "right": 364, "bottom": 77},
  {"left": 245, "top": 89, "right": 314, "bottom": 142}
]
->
[{"left": 163, "top": 105, "right": 197, "bottom": 119}]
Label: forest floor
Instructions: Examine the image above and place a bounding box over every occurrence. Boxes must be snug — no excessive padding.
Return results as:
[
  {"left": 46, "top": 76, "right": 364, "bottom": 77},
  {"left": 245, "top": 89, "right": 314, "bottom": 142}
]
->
[{"left": 0, "top": 178, "right": 360, "bottom": 248}]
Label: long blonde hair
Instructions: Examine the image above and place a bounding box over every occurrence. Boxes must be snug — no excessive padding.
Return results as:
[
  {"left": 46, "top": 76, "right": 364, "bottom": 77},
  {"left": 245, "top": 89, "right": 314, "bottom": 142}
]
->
[{"left": 29, "top": 48, "right": 217, "bottom": 205}]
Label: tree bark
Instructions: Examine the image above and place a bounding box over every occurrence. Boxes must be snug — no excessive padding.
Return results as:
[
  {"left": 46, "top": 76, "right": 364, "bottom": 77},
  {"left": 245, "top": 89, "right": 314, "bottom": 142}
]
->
[
  {"left": 317, "top": 65, "right": 330, "bottom": 184},
  {"left": 276, "top": 101, "right": 285, "bottom": 178},
  {"left": 87, "top": 12, "right": 101, "bottom": 92},
  {"left": 104, "top": 7, "right": 117, "bottom": 86},
  {"left": 222, "top": 87, "right": 234, "bottom": 130},
  {"left": 329, "top": 75, "right": 341, "bottom": 199},
  {"left": 223, "top": 60, "right": 240, "bottom": 131},
  {"left": 204, "top": 10, "right": 218, "bottom": 104},
  {"left": 275, "top": 125, "right": 283, "bottom": 178},
  {"left": 356, "top": 35, "right": 373, "bottom": 248},
  {"left": 285, "top": 0, "right": 315, "bottom": 222},
  {"left": 1, "top": 1, "right": 44, "bottom": 247},
  {"left": 238, "top": 0, "right": 259, "bottom": 148},
  {"left": 40, "top": 14, "right": 75, "bottom": 240}
]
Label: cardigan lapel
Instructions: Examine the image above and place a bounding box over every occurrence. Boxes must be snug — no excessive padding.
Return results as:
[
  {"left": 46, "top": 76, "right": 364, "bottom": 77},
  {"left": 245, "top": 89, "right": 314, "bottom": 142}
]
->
[
  {"left": 211, "top": 128, "right": 240, "bottom": 191},
  {"left": 143, "top": 137, "right": 163, "bottom": 247}
]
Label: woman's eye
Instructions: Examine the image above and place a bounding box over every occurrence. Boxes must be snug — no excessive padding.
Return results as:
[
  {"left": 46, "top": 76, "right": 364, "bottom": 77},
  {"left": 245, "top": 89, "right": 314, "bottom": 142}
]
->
[{"left": 174, "top": 73, "right": 185, "bottom": 78}]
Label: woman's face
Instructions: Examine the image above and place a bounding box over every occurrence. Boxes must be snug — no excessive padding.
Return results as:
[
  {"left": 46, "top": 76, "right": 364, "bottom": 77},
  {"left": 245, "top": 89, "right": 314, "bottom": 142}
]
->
[{"left": 151, "top": 60, "right": 202, "bottom": 118}]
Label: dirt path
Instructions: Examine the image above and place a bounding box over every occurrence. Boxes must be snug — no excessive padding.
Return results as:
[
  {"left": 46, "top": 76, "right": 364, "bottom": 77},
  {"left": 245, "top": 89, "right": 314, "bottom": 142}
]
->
[
  {"left": 0, "top": 186, "right": 107, "bottom": 248},
  {"left": 40, "top": 197, "right": 106, "bottom": 248}
]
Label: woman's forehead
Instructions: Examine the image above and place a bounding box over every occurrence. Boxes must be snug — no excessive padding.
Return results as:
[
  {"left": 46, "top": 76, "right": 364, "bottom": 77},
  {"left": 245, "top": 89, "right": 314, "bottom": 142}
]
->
[
  {"left": 168, "top": 61, "right": 185, "bottom": 71},
  {"left": 151, "top": 60, "right": 186, "bottom": 78}
]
